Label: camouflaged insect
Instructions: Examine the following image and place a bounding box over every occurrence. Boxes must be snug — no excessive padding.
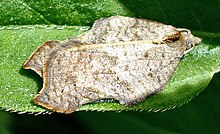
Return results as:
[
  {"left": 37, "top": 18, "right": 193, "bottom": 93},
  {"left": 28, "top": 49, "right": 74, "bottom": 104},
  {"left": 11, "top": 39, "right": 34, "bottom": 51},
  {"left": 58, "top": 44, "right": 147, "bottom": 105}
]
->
[{"left": 23, "top": 16, "right": 201, "bottom": 113}]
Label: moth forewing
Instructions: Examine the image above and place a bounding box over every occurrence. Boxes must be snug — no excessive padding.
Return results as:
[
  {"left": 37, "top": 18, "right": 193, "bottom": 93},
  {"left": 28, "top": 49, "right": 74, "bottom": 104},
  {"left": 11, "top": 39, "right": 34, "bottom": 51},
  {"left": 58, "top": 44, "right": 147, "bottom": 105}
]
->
[
  {"left": 34, "top": 40, "right": 186, "bottom": 113},
  {"left": 23, "top": 16, "right": 201, "bottom": 113}
]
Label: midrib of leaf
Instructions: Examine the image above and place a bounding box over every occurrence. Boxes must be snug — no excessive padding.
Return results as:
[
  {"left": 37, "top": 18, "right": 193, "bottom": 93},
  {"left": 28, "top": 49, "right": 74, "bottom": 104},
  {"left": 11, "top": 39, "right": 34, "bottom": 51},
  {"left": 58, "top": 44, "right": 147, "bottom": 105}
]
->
[
  {"left": 20, "top": 1, "right": 52, "bottom": 24},
  {"left": 0, "top": 0, "right": 133, "bottom": 26}
]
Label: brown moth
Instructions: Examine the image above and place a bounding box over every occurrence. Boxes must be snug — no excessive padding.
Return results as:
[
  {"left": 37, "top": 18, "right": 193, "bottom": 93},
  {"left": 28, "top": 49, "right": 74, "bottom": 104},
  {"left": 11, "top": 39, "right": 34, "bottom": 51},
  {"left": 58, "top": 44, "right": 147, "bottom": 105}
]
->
[
  {"left": 23, "top": 40, "right": 79, "bottom": 77},
  {"left": 23, "top": 16, "right": 201, "bottom": 113}
]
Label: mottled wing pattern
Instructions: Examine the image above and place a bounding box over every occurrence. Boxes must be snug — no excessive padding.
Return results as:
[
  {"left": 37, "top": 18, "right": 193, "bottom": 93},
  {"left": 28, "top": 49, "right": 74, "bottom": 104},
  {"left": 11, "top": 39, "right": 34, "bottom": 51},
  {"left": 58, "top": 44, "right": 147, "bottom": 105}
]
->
[
  {"left": 23, "top": 16, "right": 180, "bottom": 77},
  {"left": 23, "top": 40, "right": 83, "bottom": 76},
  {"left": 34, "top": 40, "right": 186, "bottom": 113},
  {"left": 23, "top": 41, "right": 60, "bottom": 76},
  {"left": 76, "top": 16, "right": 179, "bottom": 44},
  {"left": 23, "top": 16, "right": 201, "bottom": 114}
]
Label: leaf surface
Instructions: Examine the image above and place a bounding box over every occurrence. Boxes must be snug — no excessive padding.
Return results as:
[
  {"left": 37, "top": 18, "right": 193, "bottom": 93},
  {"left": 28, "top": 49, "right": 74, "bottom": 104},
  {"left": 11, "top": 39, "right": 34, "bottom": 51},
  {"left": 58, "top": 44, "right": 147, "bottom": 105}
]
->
[{"left": 0, "top": 0, "right": 219, "bottom": 113}]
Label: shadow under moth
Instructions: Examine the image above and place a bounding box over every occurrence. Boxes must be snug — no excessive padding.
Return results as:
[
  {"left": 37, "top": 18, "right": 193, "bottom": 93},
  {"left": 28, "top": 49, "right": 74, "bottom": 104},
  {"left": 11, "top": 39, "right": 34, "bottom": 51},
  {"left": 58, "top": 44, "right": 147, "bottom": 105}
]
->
[{"left": 23, "top": 16, "right": 201, "bottom": 114}]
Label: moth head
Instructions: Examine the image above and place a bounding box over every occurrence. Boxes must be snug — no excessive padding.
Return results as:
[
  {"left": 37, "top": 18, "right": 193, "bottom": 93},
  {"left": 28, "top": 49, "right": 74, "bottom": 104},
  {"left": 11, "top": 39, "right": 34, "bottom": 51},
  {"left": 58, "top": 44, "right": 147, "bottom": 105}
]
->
[{"left": 177, "top": 28, "right": 202, "bottom": 52}]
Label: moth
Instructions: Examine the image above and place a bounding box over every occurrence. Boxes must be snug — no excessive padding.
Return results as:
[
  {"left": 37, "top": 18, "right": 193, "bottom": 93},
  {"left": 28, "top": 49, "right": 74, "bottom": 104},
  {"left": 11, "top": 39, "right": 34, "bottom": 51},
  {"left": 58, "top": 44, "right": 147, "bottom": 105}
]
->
[{"left": 23, "top": 16, "right": 201, "bottom": 113}]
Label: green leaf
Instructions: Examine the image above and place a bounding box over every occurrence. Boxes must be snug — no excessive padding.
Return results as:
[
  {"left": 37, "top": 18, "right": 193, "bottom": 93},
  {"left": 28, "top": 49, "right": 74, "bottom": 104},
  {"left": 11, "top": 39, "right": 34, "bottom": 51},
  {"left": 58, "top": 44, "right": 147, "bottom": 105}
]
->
[
  {"left": 0, "top": 0, "right": 219, "bottom": 113},
  {"left": 0, "top": 0, "right": 133, "bottom": 25}
]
